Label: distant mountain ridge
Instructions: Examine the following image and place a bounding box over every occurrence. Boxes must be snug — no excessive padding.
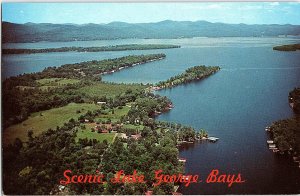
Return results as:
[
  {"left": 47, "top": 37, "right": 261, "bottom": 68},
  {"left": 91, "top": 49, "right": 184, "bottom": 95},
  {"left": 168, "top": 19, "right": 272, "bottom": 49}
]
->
[{"left": 2, "top": 20, "right": 300, "bottom": 43}]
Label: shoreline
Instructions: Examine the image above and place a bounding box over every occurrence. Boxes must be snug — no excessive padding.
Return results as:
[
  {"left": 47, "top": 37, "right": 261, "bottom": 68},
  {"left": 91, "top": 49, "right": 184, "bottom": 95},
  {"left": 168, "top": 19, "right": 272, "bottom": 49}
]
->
[{"left": 3, "top": 44, "right": 180, "bottom": 55}]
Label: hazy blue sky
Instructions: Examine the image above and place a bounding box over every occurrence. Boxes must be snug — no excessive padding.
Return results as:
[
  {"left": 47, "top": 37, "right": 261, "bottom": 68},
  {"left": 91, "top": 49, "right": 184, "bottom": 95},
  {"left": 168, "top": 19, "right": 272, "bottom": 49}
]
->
[{"left": 2, "top": 2, "right": 300, "bottom": 25}]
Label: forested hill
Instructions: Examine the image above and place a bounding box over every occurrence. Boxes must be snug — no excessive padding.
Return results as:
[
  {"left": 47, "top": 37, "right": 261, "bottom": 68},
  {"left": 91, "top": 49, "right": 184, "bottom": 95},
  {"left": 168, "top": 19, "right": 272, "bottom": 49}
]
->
[{"left": 3, "top": 20, "right": 300, "bottom": 43}]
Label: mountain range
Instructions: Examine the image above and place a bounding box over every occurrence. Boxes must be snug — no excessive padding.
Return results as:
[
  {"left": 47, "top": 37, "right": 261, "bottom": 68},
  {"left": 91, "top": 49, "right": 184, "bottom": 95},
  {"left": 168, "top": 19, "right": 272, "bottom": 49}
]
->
[{"left": 2, "top": 20, "right": 300, "bottom": 43}]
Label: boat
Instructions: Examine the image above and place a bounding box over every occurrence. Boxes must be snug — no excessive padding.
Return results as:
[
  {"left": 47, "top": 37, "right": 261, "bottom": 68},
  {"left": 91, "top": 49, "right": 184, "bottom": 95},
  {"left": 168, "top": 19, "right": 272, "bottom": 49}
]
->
[
  {"left": 267, "top": 140, "right": 274, "bottom": 144},
  {"left": 207, "top": 137, "right": 219, "bottom": 142}
]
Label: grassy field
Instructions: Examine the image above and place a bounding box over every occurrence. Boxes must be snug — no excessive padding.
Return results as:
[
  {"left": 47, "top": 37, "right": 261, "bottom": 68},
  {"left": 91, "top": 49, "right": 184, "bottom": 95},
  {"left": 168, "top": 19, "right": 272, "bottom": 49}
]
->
[
  {"left": 123, "top": 124, "right": 144, "bottom": 131},
  {"left": 94, "top": 106, "right": 130, "bottom": 123},
  {"left": 75, "top": 83, "right": 146, "bottom": 98},
  {"left": 102, "top": 106, "right": 130, "bottom": 118},
  {"left": 36, "top": 78, "right": 80, "bottom": 86},
  {"left": 76, "top": 123, "right": 116, "bottom": 143},
  {"left": 3, "top": 103, "right": 101, "bottom": 145}
]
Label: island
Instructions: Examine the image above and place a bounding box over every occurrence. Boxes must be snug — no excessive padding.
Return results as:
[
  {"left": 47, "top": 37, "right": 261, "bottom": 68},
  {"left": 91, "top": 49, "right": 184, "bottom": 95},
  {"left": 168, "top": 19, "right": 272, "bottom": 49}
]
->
[
  {"left": 273, "top": 44, "right": 300, "bottom": 51},
  {"left": 3, "top": 53, "right": 219, "bottom": 195},
  {"left": 2, "top": 44, "right": 180, "bottom": 54},
  {"left": 152, "top": 65, "right": 220, "bottom": 90}
]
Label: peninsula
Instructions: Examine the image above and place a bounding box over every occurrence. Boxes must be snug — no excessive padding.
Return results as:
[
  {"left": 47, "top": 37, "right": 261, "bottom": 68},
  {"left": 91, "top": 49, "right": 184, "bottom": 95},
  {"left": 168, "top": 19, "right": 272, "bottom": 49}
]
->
[
  {"left": 2, "top": 44, "right": 180, "bottom": 54},
  {"left": 273, "top": 44, "right": 300, "bottom": 51},
  {"left": 3, "top": 53, "right": 219, "bottom": 195},
  {"left": 267, "top": 88, "right": 300, "bottom": 166}
]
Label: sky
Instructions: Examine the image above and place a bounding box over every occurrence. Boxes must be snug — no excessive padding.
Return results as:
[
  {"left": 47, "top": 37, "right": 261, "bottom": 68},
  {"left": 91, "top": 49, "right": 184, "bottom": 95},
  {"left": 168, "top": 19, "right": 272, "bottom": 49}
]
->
[{"left": 2, "top": 2, "right": 300, "bottom": 25}]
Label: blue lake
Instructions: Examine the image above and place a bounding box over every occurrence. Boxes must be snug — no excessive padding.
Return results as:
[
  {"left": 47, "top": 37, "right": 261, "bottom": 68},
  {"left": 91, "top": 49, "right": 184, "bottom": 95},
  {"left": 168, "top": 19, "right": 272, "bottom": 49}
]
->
[{"left": 2, "top": 37, "right": 300, "bottom": 194}]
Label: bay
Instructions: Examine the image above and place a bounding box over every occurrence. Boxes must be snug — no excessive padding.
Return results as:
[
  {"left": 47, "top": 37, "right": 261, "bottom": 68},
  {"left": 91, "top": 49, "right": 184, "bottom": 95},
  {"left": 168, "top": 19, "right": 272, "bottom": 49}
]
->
[{"left": 2, "top": 37, "right": 300, "bottom": 194}]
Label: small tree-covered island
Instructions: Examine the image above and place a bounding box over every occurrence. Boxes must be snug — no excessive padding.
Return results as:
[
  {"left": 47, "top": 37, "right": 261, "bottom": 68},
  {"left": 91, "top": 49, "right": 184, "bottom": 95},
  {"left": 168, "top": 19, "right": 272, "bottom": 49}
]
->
[{"left": 3, "top": 53, "right": 219, "bottom": 194}]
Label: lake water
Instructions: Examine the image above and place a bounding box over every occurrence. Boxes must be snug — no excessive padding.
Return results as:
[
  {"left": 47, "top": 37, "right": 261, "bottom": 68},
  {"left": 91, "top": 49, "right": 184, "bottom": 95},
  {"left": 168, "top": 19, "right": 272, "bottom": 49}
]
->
[{"left": 2, "top": 37, "right": 300, "bottom": 194}]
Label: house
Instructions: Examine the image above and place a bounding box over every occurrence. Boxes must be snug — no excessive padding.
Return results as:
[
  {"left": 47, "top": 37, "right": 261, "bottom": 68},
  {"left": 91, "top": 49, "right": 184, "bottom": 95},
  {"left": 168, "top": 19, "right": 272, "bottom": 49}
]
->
[
  {"left": 178, "top": 158, "right": 187, "bottom": 163},
  {"left": 58, "top": 185, "right": 65, "bottom": 191},
  {"left": 84, "top": 119, "right": 90, "bottom": 123},
  {"left": 131, "top": 134, "right": 141, "bottom": 140},
  {"left": 119, "top": 133, "right": 127, "bottom": 139},
  {"left": 97, "top": 101, "right": 106, "bottom": 104},
  {"left": 135, "top": 119, "right": 140, "bottom": 123},
  {"left": 172, "top": 192, "right": 182, "bottom": 195},
  {"left": 152, "top": 86, "right": 161, "bottom": 91},
  {"left": 145, "top": 190, "right": 153, "bottom": 195}
]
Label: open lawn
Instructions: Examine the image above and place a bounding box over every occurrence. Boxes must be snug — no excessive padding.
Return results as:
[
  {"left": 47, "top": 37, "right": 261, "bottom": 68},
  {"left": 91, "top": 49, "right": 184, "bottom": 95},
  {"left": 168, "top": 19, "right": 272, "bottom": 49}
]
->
[
  {"left": 94, "top": 106, "right": 130, "bottom": 124},
  {"left": 123, "top": 124, "right": 144, "bottom": 131},
  {"left": 3, "top": 103, "right": 101, "bottom": 145},
  {"left": 101, "top": 106, "right": 130, "bottom": 118},
  {"left": 76, "top": 124, "right": 116, "bottom": 143},
  {"left": 75, "top": 82, "right": 146, "bottom": 98},
  {"left": 35, "top": 78, "right": 81, "bottom": 90},
  {"left": 36, "top": 78, "right": 81, "bottom": 86}
]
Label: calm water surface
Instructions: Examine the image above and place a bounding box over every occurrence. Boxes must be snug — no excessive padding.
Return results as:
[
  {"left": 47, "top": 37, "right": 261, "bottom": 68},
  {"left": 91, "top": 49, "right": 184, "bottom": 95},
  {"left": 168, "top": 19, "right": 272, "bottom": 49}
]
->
[{"left": 2, "top": 37, "right": 300, "bottom": 194}]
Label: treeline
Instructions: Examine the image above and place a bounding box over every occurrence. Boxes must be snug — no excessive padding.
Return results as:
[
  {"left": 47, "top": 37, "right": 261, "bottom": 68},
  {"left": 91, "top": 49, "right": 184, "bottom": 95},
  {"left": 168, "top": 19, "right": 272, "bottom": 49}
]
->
[
  {"left": 3, "top": 44, "right": 180, "bottom": 54},
  {"left": 269, "top": 88, "right": 300, "bottom": 154},
  {"left": 289, "top": 87, "right": 300, "bottom": 113},
  {"left": 269, "top": 117, "right": 300, "bottom": 153},
  {"left": 155, "top": 65, "right": 220, "bottom": 89},
  {"left": 273, "top": 44, "right": 300, "bottom": 51},
  {"left": 39, "top": 53, "right": 165, "bottom": 80}
]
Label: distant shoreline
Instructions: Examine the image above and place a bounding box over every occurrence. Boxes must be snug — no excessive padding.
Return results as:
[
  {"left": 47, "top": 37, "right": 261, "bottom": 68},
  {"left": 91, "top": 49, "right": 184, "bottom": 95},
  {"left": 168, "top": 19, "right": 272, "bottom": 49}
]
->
[
  {"left": 2, "top": 44, "right": 180, "bottom": 54},
  {"left": 273, "top": 43, "right": 300, "bottom": 51},
  {"left": 3, "top": 36, "right": 300, "bottom": 44}
]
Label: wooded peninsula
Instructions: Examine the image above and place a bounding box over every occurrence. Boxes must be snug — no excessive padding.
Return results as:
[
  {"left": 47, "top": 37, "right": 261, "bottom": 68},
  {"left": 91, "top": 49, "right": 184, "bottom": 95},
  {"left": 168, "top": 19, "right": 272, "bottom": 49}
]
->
[
  {"left": 267, "top": 88, "right": 300, "bottom": 164},
  {"left": 273, "top": 44, "right": 300, "bottom": 51},
  {"left": 2, "top": 44, "right": 180, "bottom": 54},
  {"left": 3, "top": 53, "right": 216, "bottom": 195}
]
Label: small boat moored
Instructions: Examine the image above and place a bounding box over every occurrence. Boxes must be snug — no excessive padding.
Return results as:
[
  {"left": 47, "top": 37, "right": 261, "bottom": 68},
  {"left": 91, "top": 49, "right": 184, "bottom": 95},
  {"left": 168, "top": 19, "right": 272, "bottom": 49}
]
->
[{"left": 207, "top": 137, "right": 219, "bottom": 142}]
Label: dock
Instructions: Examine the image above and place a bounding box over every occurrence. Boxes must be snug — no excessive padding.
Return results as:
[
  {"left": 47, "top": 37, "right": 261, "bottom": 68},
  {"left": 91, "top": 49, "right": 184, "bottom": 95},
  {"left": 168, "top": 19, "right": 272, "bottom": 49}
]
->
[
  {"left": 267, "top": 140, "right": 274, "bottom": 144},
  {"left": 178, "top": 158, "right": 187, "bottom": 163},
  {"left": 265, "top": 126, "right": 271, "bottom": 132},
  {"left": 269, "top": 144, "right": 276, "bottom": 149}
]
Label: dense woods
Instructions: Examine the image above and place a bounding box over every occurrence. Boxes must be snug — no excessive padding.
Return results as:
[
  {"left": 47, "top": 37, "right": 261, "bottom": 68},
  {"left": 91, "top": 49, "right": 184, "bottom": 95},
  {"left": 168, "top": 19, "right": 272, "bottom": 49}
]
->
[
  {"left": 269, "top": 88, "right": 300, "bottom": 154},
  {"left": 3, "top": 44, "right": 180, "bottom": 54},
  {"left": 273, "top": 44, "right": 300, "bottom": 51},
  {"left": 289, "top": 87, "right": 300, "bottom": 113},
  {"left": 269, "top": 117, "right": 300, "bottom": 153}
]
